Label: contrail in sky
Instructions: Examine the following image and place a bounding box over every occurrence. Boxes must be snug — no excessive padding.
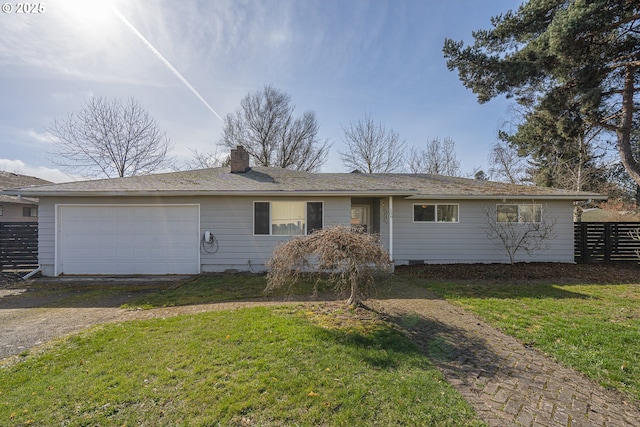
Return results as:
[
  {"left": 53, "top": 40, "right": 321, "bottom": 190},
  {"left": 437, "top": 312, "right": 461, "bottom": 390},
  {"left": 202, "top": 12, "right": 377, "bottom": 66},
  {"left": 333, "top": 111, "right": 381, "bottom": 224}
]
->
[{"left": 111, "top": 8, "right": 223, "bottom": 121}]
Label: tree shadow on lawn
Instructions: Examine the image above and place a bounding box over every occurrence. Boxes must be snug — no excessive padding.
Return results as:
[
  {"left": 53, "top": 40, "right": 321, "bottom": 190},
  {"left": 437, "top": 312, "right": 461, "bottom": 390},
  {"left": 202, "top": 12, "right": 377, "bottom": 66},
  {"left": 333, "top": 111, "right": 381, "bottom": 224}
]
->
[
  {"left": 377, "top": 275, "right": 594, "bottom": 301},
  {"left": 371, "top": 303, "right": 545, "bottom": 399},
  {"left": 417, "top": 281, "right": 594, "bottom": 300},
  {"left": 308, "top": 319, "right": 425, "bottom": 370},
  {"left": 299, "top": 301, "right": 495, "bottom": 378}
]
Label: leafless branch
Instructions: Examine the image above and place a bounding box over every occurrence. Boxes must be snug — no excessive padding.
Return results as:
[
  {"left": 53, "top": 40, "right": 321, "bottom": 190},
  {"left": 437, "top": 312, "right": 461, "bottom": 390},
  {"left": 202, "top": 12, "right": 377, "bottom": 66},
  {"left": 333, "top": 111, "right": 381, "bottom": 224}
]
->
[
  {"left": 487, "top": 141, "right": 528, "bottom": 184},
  {"left": 184, "top": 147, "right": 229, "bottom": 169},
  {"left": 220, "top": 85, "right": 330, "bottom": 172},
  {"left": 47, "top": 97, "right": 174, "bottom": 178},
  {"left": 483, "top": 205, "right": 557, "bottom": 264},
  {"left": 339, "top": 113, "right": 406, "bottom": 173},
  {"left": 407, "top": 137, "right": 461, "bottom": 176}
]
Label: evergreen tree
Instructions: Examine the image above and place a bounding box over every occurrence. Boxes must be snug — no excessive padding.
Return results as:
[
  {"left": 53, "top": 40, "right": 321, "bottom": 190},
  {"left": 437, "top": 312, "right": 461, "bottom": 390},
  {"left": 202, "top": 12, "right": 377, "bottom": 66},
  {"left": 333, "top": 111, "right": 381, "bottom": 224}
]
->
[{"left": 444, "top": 0, "right": 639, "bottom": 185}]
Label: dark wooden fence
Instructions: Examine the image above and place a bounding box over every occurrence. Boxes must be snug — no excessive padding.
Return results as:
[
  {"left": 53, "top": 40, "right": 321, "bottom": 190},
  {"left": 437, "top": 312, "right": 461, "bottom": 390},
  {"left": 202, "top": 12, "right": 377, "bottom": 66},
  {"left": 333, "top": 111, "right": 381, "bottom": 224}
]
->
[
  {"left": 575, "top": 222, "right": 640, "bottom": 264},
  {"left": 0, "top": 222, "right": 38, "bottom": 270}
]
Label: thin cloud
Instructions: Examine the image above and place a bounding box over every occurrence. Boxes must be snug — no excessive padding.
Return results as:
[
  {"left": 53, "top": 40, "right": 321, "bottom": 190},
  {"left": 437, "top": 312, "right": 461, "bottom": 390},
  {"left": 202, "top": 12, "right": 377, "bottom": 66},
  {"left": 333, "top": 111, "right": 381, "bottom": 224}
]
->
[
  {"left": 0, "top": 158, "right": 76, "bottom": 183},
  {"left": 24, "top": 129, "right": 56, "bottom": 144}
]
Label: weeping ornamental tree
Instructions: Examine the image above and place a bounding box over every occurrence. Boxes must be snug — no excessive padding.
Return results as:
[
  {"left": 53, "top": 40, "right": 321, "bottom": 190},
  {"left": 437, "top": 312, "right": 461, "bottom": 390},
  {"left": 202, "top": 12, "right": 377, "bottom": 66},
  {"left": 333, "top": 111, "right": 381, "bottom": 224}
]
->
[
  {"left": 443, "top": 0, "right": 639, "bottom": 186},
  {"left": 266, "top": 225, "right": 392, "bottom": 307}
]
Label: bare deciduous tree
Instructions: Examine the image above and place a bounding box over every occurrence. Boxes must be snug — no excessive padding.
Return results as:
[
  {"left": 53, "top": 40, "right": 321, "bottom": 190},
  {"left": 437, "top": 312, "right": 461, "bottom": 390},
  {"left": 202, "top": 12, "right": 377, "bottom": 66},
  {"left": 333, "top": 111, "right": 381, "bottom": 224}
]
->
[
  {"left": 266, "top": 225, "right": 392, "bottom": 307},
  {"left": 220, "top": 85, "right": 330, "bottom": 172},
  {"left": 488, "top": 141, "right": 528, "bottom": 184},
  {"left": 408, "top": 137, "right": 460, "bottom": 176},
  {"left": 48, "top": 97, "right": 174, "bottom": 178},
  {"left": 339, "top": 114, "right": 406, "bottom": 173},
  {"left": 628, "top": 228, "right": 640, "bottom": 261},
  {"left": 483, "top": 206, "right": 557, "bottom": 264},
  {"left": 184, "top": 147, "right": 229, "bottom": 170}
]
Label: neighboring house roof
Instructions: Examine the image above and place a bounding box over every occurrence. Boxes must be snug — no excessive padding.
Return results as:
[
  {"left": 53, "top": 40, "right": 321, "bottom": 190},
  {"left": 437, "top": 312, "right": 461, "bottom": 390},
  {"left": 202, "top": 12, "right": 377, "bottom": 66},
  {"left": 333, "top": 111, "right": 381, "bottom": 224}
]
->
[
  {"left": 581, "top": 208, "right": 640, "bottom": 222},
  {"left": 0, "top": 171, "right": 51, "bottom": 205},
  {"left": 2, "top": 167, "right": 604, "bottom": 201}
]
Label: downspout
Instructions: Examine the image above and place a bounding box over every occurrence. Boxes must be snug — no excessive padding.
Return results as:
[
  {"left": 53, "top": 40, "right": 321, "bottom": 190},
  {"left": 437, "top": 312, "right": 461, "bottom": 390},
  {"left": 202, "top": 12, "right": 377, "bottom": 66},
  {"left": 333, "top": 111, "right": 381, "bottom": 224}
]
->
[
  {"left": 23, "top": 265, "right": 42, "bottom": 280},
  {"left": 388, "top": 196, "right": 394, "bottom": 262}
]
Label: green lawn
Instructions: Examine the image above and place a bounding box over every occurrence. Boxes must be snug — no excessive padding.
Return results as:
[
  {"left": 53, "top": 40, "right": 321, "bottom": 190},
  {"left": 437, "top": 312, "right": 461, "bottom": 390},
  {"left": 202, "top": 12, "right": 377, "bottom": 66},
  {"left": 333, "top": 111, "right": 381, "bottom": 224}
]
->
[
  {"left": 413, "top": 278, "right": 640, "bottom": 401},
  {"left": 122, "top": 273, "right": 332, "bottom": 309},
  {"left": 125, "top": 272, "right": 640, "bottom": 402},
  {"left": 0, "top": 305, "right": 485, "bottom": 427},
  {"left": 5, "top": 270, "right": 637, "bottom": 425}
]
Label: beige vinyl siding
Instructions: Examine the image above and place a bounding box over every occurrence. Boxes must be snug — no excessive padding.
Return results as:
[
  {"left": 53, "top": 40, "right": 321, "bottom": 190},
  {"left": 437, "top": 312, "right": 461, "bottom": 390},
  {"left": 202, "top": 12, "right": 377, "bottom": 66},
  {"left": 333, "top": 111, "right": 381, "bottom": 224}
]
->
[
  {"left": 0, "top": 203, "right": 39, "bottom": 222},
  {"left": 391, "top": 198, "right": 575, "bottom": 264}
]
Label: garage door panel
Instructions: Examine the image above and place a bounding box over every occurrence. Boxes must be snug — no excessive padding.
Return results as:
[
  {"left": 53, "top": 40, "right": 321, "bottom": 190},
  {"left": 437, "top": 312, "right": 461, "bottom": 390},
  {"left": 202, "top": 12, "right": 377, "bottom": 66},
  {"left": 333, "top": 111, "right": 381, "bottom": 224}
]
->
[{"left": 58, "top": 205, "right": 199, "bottom": 275}]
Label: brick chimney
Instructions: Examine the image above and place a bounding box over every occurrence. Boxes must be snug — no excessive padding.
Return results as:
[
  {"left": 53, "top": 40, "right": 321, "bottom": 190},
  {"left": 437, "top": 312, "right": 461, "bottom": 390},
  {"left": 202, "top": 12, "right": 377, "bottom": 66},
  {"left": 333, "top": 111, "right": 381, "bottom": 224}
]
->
[{"left": 230, "top": 145, "right": 250, "bottom": 173}]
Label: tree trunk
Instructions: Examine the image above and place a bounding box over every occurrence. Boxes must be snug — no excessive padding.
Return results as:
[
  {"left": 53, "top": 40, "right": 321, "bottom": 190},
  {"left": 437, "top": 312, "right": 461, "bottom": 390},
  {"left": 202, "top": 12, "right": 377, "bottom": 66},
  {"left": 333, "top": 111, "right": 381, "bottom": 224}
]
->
[
  {"left": 617, "top": 65, "right": 640, "bottom": 186},
  {"left": 346, "top": 273, "right": 361, "bottom": 307}
]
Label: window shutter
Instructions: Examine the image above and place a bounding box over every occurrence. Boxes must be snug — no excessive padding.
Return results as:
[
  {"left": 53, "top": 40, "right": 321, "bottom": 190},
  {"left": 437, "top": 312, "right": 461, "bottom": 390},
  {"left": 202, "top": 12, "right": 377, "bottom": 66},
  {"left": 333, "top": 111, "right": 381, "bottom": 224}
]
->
[
  {"left": 307, "top": 202, "right": 323, "bottom": 233},
  {"left": 254, "top": 202, "right": 270, "bottom": 235}
]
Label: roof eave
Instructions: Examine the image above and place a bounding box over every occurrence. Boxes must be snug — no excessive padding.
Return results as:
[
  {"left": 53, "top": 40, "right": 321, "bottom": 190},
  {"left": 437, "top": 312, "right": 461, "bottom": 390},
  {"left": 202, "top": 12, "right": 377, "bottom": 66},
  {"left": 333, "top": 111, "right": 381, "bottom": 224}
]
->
[
  {"left": 405, "top": 194, "right": 607, "bottom": 201},
  {"left": 6, "top": 189, "right": 608, "bottom": 201},
  {"left": 8, "top": 190, "right": 417, "bottom": 198}
]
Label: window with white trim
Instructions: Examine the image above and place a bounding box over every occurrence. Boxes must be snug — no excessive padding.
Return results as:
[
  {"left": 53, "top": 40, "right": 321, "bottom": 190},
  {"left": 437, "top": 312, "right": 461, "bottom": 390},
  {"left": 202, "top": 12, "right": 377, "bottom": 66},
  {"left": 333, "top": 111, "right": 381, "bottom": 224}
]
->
[
  {"left": 254, "top": 201, "right": 323, "bottom": 235},
  {"left": 497, "top": 204, "right": 542, "bottom": 223},
  {"left": 413, "top": 204, "right": 459, "bottom": 223}
]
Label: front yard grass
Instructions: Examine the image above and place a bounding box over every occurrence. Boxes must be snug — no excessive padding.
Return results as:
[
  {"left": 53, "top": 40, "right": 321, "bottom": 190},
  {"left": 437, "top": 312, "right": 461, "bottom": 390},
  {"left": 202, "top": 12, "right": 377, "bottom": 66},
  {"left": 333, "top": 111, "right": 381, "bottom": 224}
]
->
[
  {"left": 122, "top": 273, "right": 331, "bottom": 309},
  {"left": 5, "top": 267, "right": 638, "bottom": 424},
  {"left": 0, "top": 305, "right": 485, "bottom": 427},
  {"left": 413, "top": 277, "right": 640, "bottom": 401},
  {"left": 125, "top": 271, "right": 640, "bottom": 403}
]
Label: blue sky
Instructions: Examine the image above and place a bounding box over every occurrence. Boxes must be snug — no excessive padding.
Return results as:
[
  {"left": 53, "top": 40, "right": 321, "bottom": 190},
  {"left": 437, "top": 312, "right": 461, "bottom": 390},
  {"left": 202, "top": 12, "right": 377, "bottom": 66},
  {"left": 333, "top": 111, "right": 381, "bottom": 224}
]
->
[{"left": 0, "top": 0, "right": 523, "bottom": 182}]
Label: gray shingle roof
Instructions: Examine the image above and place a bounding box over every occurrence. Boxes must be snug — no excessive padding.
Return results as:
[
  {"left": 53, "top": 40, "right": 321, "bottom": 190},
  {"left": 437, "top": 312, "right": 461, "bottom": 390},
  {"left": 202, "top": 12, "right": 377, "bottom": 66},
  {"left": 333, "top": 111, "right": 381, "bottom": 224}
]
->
[
  {"left": 0, "top": 171, "right": 51, "bottom": 204},
  {"left": 2, "top": 166, "right": 604, "bottom": 200},
  {"left": 0, "top": 171, "right": 50, "bottom": 189}
]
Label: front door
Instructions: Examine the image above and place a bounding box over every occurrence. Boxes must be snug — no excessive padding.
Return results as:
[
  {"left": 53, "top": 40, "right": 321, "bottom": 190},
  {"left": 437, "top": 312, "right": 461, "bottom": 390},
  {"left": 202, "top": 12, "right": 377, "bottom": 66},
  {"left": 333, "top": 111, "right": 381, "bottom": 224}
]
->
[{"left": 350, "top": 205, "right": 370, "bottom": 233}]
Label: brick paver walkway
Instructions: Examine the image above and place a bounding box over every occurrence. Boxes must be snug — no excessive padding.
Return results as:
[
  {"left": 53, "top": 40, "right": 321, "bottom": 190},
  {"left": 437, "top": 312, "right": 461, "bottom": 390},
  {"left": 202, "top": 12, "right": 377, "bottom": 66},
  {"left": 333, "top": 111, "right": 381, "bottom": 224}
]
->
[{"left": 371, "top": 284, "right": 640, "bottom": 427}]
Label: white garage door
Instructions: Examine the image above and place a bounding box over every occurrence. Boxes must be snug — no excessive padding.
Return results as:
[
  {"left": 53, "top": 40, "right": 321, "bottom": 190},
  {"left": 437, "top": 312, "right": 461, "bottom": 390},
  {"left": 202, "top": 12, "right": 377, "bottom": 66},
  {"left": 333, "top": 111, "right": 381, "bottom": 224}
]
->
[{"left": 57, "top": 205, "right": 200, "bottom": 275}]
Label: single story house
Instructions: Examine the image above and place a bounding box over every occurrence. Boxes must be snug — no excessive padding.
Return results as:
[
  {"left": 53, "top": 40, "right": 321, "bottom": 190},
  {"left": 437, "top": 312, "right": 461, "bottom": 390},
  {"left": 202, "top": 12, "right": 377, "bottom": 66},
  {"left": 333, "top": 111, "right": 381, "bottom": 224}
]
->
[
  {"left": 4, "top": 147, "right": 604, "bottom": 276},
  {"left": 0, "top": 171, "right": 50, "bottom": 222}
]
